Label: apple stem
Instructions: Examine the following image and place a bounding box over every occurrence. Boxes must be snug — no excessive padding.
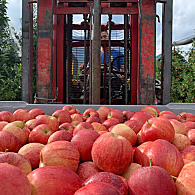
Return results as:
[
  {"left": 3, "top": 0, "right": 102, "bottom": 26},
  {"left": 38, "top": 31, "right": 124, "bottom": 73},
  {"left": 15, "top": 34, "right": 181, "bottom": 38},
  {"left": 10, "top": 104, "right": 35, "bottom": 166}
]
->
[
  {"left": 5, "top": 149, "right": 9, "bottom": 152},
  {"left": 132, "top": 126, "right": 136, "bottom": 130},
  {"left": 147, "top": 120, "right": 152, "bottom": 127},
  {"left": 171, "top": 175, "right": 178, "bottom": 180},
  {"left": 149, "top": 158, "right": 152, "bottom": 167}
]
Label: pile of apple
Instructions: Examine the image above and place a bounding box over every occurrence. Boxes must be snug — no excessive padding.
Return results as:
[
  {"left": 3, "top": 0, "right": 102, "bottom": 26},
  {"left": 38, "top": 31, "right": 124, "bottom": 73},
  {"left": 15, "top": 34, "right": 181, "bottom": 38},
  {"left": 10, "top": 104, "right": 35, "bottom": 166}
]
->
[{"left": 0, "top": 105, "right": 194, "bottom": 195}]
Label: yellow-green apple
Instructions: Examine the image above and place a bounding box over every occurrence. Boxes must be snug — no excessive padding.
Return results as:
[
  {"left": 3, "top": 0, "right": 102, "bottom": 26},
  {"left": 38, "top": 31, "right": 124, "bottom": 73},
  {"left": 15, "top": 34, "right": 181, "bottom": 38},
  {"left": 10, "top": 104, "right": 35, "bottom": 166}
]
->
[
  {"left": 39, "top": 140, "right": 80, "bottom": 172},
  {"left": 140, "top": 105, "right": 160, "bottom": 117},
  {"left": 172, "top": 133, "right": 191, "bottom": 151},
  {"left": 18, "top": 143, "right": 45, "bottom": 169},
  {"left": 28, "top": 124, "right": 53, "bottom": 144},
  {"left": 107, "top": 109, "right": 123, "bottom": 123},
  {"left": 122, "top": 163, "right": 142, "bottom": 181},
  {"left": 97, "top": 106, "right": 111, "bottom": 122},
  {"left": 111, "top": 124, "right": 137, "bottom": 146},
  {"left": 28, "top": 166, "right": 82, "bottom": 195},
  {"left": 63, "top": 105, "right": 77, "bottom": 115},
  {"left": 144, "top": 139, "right": 184, "bottom": 177},
  {"left": 29, "top": 108, "right": 45, "bottom": 119},
  {"left": 102, "top": 118, "right": 119, "bottom": 129},
  {"left": 48, "top": 130, "right": 72, "bottom": 143},
  {"left": 86, "top": 116, "right": 101, "bottom": 124},
  {"left": 176, "top": 162, "right": 195, "bottom": 195},
  {"left": 159, "top": 110, "right": 178, "bottom": 120},
  {"left": 91, "top": 132, "right": 133, "bottom": 174},
  {"left": 74, "top": 182, "right": 121, "bottom": 195},
  {"left": 35, "top": 114, "right": 59, "bottom": 132},
  {"left": 169, "top": 119, "right": 186, "bottom": 135},
  {"left": 52, "top": 109, "right": 72, "bottom": 125},
  {"left": 25, "top": 119, "right": 37, "bottom": 131},
  {"left": 177, "top": 112, "right": 195, "bottom": 123},
  {"left": 59, "top": 122, "right": 74, "bottom": 135},
  {"left": 83, "top": 172, "right": 129, "bottom": 195},
  {"left": 140, "top": 117, "right": 175, "bottom": 142},
  {"left": 124, "top": 120, "right": 141, "bottom": 134},
  {"left": 180, "top": 145, "right": 195, "bottom": 162},
  {"left": 123, "top": 110, "right": 135, "bottom": 121},
  {"left": 91, "top": 122, "right": 107, "bottom": 133},
  {"left": 0, "top": 121, "right": 8, "bottom": 131},
  {"left": 0, "top": 131, "right": 22, "bottom": 152},
  {"left": 73, "top": 122, "right": 94, "bottom": 136},
  {"left": 187, "top": 128, "right": 195, "bottom": 145},
  {"left": 83, "top": 108, "right": 99, "bottom": 120},
  {"left": 77, "top": 161, "right": 101, "bottom": 182},
  {"left": 0, "top": 111, "right": 14, "bottom": 122},
  {"left": 2, "top": 121, "right": 30, "bottom": 145},
  {"left": 0, "top": 152, "right": 32, "bottom": 174},
  {"left": 13, "top": 109, "right": 31, "bottom": 122},
  {"left": 184, "top": 121, "right": 195, "bottom": 132},
  {"left": 128, "top": 166, "right": 176, "bottom": 195},
  {"left": 71, "top": 129, "right": 99, "bottom": 162},
  {"left": 71, "top": 113, "right": 84, "bottom": 122},
  {"left": 0, "top": 163, "right": 31, "bottom": 195}
]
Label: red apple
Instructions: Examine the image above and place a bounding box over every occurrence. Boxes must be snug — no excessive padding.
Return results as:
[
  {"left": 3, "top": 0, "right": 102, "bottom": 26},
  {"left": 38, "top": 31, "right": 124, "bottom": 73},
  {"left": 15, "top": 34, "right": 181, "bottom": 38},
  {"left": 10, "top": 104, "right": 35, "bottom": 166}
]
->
[
  {"left": 97, "top": 106, "right": 111, "bottom": 122},
  {"left": 187, "top": 128, "right": 195, "bottom": 145},
  {"left": 35, "top": 115, "right": 59, "bottom": 132},
  {"left": 83, "top": 108, "right": 99, "bottom": 119},
  {"left": 180, "top": 145, "right": 195, "bottom": 162},
  {"left": 18, "top": 143, "right": 45, "bottom": 169},
  {"left": 140, "top": 117, "right": 175, "bottom": 143},
  {"left": 28, "top": 166, "right": 82, "bottom": 195},
  {"left": 71, "top": 129, "right": 99, "bottom": 162},
  {"left": 71, "top": 113, "right": 84, "bottom": 122},
  {"left": 184, "top": 121, "right": 195, "bottom": 132},
  {"left": 52, "top": 109, "right": 72, "bottom": 125},
  {"left": 140, "top": 105, "right": 160, "bottom": 117},
  {"left": 0, "top": 111, "right": 14, "bottom": 122},
  {"left": 48, "top": 130, "right": 73, "bottom": 143},
  {"left": 0, "top": 152, "right": 32, "bottom": 174},
  {"left": 74, "top": 182, "right": 121, "bottom": 195},
  {"left": 73, "top": 122, "right": 94, "bottom": 136},
  {"left": 107, "top": 109, "right": 123, "bottom": 123},
  {"left": 77, "top": 161, "right": 101, "bottom": 182},
  {"left": 29, "top": 108, "right": 45, "bottom": 119},
  {"left": 128, "top": 166, "right": 176, "bottom": 195},
  {"left": 111, "top": 124, "right": 137, "bottom": 146},
  {"left": 91, "top": 132, "right": 133, "bottom": 174},
  {"left": 176, "top": 162, "right": 195, "bottom": 195},
  {"left": 177, "top": 112, "right": 195, "bottom": 123},
  {"left": 102, "top": 118, "right": 119, "bottom": 129},
  {"left": 13, "top": 109, "right": 31, "bottom": 122},
  {"left": 98, "top": 131, "right": 108, "bottom": 136},
  {"left": 28, "top": 124, "right": 53, "bottom": 144},
  {"left": 0, "top": 131, "right": 22, "bottom": 152},
  {"left": 0, "top": 163, "right": 31, "bottom": 195},
  {"left": 0, "top": 121, "right": 8, "bottom": 131},
  {"left": 169, "top": 119, "right": 186, "bottom": 135},
  {"left": 91, "top": 122, "right": 107, "bottom": 133},
  {"left": 123, "top": 110, "right": 135, "bottom": 121},
  {"left": 59, "top": 122, "right": 74, "bottom": 135},
  {"left": 84, "top": 172, "right": 129, "bottom": 195},
  {"left": 159, "top": 110, "right": 178, "bottom": 120},
  {"left": 124, "top": 119, "right": 141, "bottom": 134},
  {"left": 25, "top": 119, "right": 37, "bottom": 131},
  {"left": 172, "top": 133, "right": 191, "bottom": 151},
  {"left": 39, "top": 140, "right": 80, "bottom": 172},
  {"left": 63, "top": 105, "right": 77, "bottom": 115},
  {"left": 86, "top": 116, "right": 101, "bottom": 123}
]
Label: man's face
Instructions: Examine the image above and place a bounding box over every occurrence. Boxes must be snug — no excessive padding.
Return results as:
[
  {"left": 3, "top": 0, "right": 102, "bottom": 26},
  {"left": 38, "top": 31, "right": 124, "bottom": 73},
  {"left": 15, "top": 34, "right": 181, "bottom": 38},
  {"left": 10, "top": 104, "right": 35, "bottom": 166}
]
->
[{"left": 101, "top": 32, "right": 108, "bottom": 40}]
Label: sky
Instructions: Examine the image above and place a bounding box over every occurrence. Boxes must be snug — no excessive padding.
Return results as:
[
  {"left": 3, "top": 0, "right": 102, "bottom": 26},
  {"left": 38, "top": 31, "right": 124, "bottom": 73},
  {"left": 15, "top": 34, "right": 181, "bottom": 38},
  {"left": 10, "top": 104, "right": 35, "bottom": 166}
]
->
[{"left": 6, "top": 0, "right": 195, "bottom": 55}]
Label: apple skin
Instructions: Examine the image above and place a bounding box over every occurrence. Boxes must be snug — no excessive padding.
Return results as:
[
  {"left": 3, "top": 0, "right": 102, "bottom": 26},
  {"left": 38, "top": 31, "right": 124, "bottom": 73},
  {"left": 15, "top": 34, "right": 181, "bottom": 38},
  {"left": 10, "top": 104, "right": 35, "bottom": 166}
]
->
[
  {"left": 71, "top": 113, "right": 84, "bottom": 123},
  {"left": 13, "top": 109, "right": 31, "bottom": 122},
  {"left": 34, "top": 115, "right": 59, "bottom": 132},
  {"left": 71, "top": 129, "right": 99, "bottom": 162},
  {"left": 73, "top": 122, "right": 94, "bottom": 136},
  {"left": 180, "top": 145, "right": 195, "bottom": 162},
  {"left": 83, "top": 172, "right": 129, "bottom": 195},
  {"left": 128, "top": 166, "right": 176, "bottom": 195},
  {"left": 28, "top": 166, "right": 82, "bottom": 195},
  {"left": 172, "top": 133, "right": 191, "bottom": 151},
  {"left": 0, "top": 130, "right": 22, "bottom": 152},
  {"left": 107, "top": 109, "right": 124, "bottom": 123},
  {"left": 169, "top": 119, "right": 186, "bottom": 135},
  {"left": 18, "top": 143, "right": 45, "bottom": 169},
  {"left": 77, "top": 161, "right": 101, "bottom": 182},
  {"left": 63, "top": 105, "right": 77, "bottom": 115},
  {"left": 39, "top": 140, "right": 80, "bottom": 172},
  {"left": 124, "top": 120, "right": 141, "bottom": 134},
  {"left": 97, "top": 106, "right": 111, "bottom": 122},
  {"left": 176, "top": 162, "right": 195, "bottom": 195},
  {"left": 111, "top": 124, "right": 137, "bottom": 146},
  {"left": 0, "top": 121, "right": 8, "bottom": 131},
  {"left": 83, "top": 108, "right": 99, "bottom": 119},
  {"left": 123, "top": 110, "right": 135, "bottom": 121},
  {"left": 159, "top": 110, "right": 178, "bottom": 120},
  {"left": 91, "top": 132, "right": 133, "bottom": 175},
  {"left": 102, "top": 118, "right": 120, "bottom": 130},
  {"left": 59, "top": 122, "right": 74, "bottom": 135},
  {"left": 0, "top": 111, "right": 14, "bottom": 122},
  {"left": 140, "top": 105, "right": 160, "bottom": 117},
  {"left": 0, "top": 152, "right": 32, "bottom": 174},
  {"left": 0, "top": 163, "right": 31, "bottom": 195},
  {"left": 48, "top": 130, "right": 72, "bottom": 143},
  {"left": 91, "top": 122, "right": 107, "bottom": 133},
  {"left": 177, "top": 112, "right": 195, "bottom": 123},
  {"left": 140, "top": 117, "right": 175, "bottom": 143},
  {"left": 29, "top": 108, "right": 45, "bottom": 119},
  {"left": 184, "top": 121, "right": 195, "bottom": 133},
  {"left": 86, "top": 116, "right": 101, "bottom": 124},
  {"left": 74, "top": 182, "right": 121, "bottom": 195},
  {"left": 25, "top": 119, "right": 37, "bottom": 131},
  {"left": 52, "top": 109, "right": 72, "bottom": 125},
  {"left": 187, "top": 128, "right": 195, "bottom": 145},
  {"left": 28, "top": 124, "right": 53, "bottom": 144}
]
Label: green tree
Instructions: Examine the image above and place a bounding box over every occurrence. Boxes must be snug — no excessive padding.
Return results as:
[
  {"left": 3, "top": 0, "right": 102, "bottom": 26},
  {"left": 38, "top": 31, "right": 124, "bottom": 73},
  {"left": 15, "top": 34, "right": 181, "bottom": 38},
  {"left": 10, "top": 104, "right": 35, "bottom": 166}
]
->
[{"left": 0, "top": 0, "right": 22, "bottom": 101}]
